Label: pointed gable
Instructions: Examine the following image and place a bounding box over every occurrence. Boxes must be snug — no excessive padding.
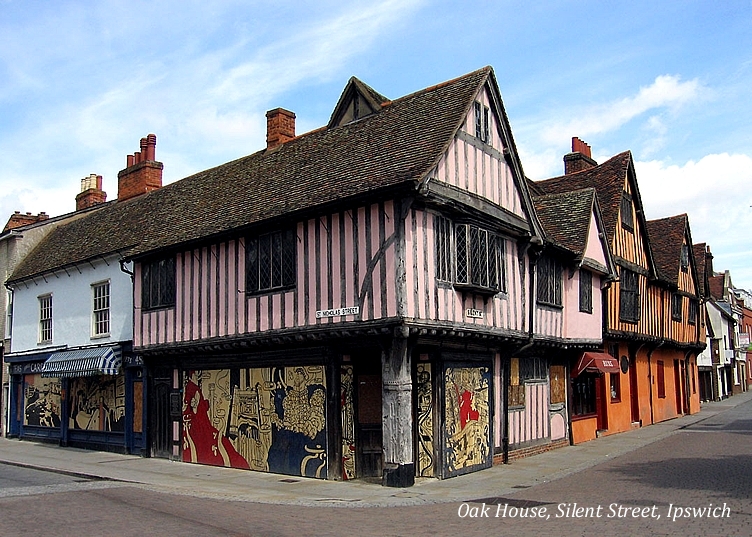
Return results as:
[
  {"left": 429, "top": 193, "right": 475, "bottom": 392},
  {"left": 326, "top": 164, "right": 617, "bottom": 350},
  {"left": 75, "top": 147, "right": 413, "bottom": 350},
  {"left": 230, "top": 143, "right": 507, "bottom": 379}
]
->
[
  {"left": 328, "top": 77, "right": 389, "bottom": 127},
  {"left": 693, "top": 242, "right": 709, "bottom": 297},
  {"left": 646, "top": 215, "right": 688, "bottom": 284},
  {"left": 533, "top": 187, "right": 614, "bottom": 275}
]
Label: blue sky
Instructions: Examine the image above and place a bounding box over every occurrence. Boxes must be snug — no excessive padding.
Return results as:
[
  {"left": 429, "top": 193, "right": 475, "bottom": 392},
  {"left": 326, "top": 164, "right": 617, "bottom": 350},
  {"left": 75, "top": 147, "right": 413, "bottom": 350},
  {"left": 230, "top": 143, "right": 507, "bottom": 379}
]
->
[{"left": 1, "top": 0, "right": 751, "bottom": 290}]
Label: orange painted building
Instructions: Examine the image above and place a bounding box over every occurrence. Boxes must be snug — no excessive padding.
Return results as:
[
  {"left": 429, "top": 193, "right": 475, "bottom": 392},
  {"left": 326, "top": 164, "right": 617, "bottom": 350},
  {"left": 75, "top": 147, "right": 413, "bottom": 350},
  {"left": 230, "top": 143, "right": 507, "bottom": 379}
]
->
[{"left": 535, "top": 140, "right": 704, "bottom": 444}]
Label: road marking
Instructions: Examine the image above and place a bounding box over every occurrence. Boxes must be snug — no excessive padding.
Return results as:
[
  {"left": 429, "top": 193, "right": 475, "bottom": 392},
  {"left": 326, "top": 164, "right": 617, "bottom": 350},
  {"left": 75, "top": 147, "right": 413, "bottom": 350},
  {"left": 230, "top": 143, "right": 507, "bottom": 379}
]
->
[{"left": 0, "top": 480, "right": 126, "bottom": 499}]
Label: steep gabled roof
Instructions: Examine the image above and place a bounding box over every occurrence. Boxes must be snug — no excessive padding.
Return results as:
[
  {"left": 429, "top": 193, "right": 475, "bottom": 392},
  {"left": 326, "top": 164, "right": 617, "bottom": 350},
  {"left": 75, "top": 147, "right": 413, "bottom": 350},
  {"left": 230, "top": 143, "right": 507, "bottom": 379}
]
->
[
  {"left": 11, "top": 67, "right": 514, "bottom": 283},
  {"left": 709, "top": 274, "right": 725, "bottom": 301},
  {"left": 534, "top": 151, "right": 656, "bottom": 278},
  {"left": 646, "top": 214, "right": 691, "bottom": 286}
]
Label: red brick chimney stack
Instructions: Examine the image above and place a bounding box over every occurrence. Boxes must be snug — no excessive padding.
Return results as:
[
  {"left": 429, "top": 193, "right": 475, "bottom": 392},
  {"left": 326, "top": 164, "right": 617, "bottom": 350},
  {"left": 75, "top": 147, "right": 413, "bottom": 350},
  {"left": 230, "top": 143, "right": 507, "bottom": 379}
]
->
[
  {"left": 118, "top": 134, "right": 163, "bottom": 202},
  {"left": 564, "top": 136, "right": 597, "bottom": 175},
  {"left": 75, "top": 173, "right": 107, "bottom": 211},
  {"left": 266, "top": 108, "right": 296, "bottom": 150},
  {"left": 3, "top": 211, "right": 49, "bottom": 232}
]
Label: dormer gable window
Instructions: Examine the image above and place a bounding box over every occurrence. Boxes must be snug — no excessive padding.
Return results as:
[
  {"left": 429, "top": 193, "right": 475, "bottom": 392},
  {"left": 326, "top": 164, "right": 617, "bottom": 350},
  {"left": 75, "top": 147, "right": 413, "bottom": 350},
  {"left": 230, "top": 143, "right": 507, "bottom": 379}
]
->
[
  {"left": 474, "top": 101, "right": 490, "bottom": 144},
  {"left": 680, "top": 244, "right": 689, "bottom": 272}
]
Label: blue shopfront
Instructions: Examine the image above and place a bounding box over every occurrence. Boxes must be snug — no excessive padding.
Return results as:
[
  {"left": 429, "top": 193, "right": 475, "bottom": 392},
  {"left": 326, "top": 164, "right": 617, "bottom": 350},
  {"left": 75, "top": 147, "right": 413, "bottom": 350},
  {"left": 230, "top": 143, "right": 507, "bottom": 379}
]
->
[{"left": 5, "top": 344, "right": 147, "bottom": 455}]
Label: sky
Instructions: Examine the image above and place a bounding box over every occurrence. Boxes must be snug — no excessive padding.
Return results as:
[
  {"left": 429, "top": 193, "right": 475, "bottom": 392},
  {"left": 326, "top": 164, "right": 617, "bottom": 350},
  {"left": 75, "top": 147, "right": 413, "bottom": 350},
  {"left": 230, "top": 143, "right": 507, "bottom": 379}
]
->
[{"left": 1, "top": 0, "right": 750, "bottom": 290}]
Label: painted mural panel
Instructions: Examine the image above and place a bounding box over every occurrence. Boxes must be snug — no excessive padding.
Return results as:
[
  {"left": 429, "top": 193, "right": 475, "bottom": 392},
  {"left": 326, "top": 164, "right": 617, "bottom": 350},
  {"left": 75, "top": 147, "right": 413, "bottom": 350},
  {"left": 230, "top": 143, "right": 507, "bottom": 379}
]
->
[
  {"left": 23, "top": 375, "right": 61, "bottom": 428},
  {"left": 69, "top": 374, "right": 126, "bottom": 432},
  {"left": 444, "top": 365, "right": 491, "bottom": 476},
  {"left": 183, "top": 365, "right": 328, "bottom": 478},
  {"left": 416, "top": 362, "right": 434, "bottom": 477},
  {"left": 340, "top": 364, "right": 356, "bottom": 479}
]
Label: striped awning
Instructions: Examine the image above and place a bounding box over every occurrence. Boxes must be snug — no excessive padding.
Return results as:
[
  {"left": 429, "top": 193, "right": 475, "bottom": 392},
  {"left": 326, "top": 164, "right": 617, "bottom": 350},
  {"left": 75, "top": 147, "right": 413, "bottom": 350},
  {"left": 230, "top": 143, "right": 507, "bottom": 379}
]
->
[{"left": 41, "top": 346, "right": 122, "bottom": 378}]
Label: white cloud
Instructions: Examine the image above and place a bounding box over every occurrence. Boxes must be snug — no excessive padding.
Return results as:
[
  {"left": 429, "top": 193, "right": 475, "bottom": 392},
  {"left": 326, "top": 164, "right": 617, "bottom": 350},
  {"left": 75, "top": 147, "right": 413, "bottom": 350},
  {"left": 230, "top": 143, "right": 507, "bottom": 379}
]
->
[
  {"left": 636, "top": 153, "right": 752, "bottom": 289},
  {"left": 541, "top": 75, "right": 707, "bottom": 144}
]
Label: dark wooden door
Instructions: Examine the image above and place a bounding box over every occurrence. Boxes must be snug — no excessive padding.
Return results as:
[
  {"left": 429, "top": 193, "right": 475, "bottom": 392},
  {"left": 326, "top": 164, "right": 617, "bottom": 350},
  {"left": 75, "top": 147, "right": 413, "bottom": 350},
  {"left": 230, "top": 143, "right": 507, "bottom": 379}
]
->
[
  {"left": 629, "top": 356, "right": 640, "bottom": 423},
  {"left": 356, "top": 373, "right": 382, "bottom": 478},
  {"left": 595, "top": 376, "right": 608, "bottom": 430},
  {"left": 674, "top": 360, "right": 683, "bottom": 414},
  {"left": 150, "top": 369, "right": 173, "bottom": 459}
]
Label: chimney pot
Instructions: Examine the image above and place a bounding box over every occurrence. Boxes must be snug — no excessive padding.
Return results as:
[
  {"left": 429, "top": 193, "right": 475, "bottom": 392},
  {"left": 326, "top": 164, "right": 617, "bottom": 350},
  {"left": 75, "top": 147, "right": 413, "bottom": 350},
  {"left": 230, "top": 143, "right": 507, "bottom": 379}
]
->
[
  {"left": 118, "top": 133, "right": 163, "bottom": 201},
  {"left": 76, "top": 173, "right": 107, "bottom": 211},
  {"left": 564, "top": 136, "right": 597, "bottom": 175}
]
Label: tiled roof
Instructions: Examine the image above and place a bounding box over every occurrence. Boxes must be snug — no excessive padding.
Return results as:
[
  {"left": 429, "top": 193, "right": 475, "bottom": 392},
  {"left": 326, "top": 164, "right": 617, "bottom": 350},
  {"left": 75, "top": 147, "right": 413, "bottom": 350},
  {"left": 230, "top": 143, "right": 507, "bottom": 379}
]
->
[
  {"left": 645, "top": 214, "right": 688, "bottom": 285},
  {"left": 10, "top": 67, "right": 493, "bottom": 283},
  {"left": 533, "top": 151, "right": 632, "bottom": 246},
  {"left": 709, "top": 274, "right": 725, "bottom": 301},
  {"left": 533, "top": 188, "right": 596, "bottom": 256}
]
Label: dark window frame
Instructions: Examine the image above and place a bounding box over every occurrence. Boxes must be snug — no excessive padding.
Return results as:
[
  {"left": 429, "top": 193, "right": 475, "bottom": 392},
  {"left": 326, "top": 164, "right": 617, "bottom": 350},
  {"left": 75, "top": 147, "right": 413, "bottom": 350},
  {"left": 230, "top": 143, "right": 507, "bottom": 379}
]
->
[
  {"left": 620, "top": 191, "right": 634, "bottom": 232},
  {"left": 688, "top": 298, "right": 698, "bottom": 325},
  {"left": 537, "top": 254, "right": 563, "bottom": 307},
  {"left": 435, "top": 215, "right": 452, "bottom": 283},
  {"left": 671, "top": 293, "right": 683, "bottom": 322},
  {"left": 619, "top": 267, "right": 641, "bottom": 323},
  {"left": 579, "top": 269, "right": 593, "bottom": 313},
  {"left": 474, "top": 101, "right": 491, "bottom": 144},
  {"left": 680, "top": 244, "right": 690, "bottom": 272},
  {"left": 246, "top": 229, "right": 297, "bottom": 295},
  {"left": 141, "top": 257, "right": 176, "bottom": 310}
]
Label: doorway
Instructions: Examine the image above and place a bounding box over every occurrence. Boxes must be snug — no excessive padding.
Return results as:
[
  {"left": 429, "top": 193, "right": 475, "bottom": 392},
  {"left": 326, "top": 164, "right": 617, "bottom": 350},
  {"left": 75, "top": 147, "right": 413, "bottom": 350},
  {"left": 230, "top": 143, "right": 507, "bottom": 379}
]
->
[{"left": 149, "top": 367, "right": 173, "bottom": 459}]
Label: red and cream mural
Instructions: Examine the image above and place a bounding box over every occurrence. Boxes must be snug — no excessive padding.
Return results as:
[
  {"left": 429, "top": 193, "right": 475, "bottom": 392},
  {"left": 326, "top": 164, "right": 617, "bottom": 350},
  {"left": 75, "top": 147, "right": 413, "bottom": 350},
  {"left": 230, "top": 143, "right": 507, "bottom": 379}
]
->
[
  {"left": 69, "top": 374, "right": 126, "bottom": 432},
  {"left": 182, "top": 365, "right": 328, "bottom": 478},
  {"left": 443, "top": 365, "right": 491, "bottom": 477}
]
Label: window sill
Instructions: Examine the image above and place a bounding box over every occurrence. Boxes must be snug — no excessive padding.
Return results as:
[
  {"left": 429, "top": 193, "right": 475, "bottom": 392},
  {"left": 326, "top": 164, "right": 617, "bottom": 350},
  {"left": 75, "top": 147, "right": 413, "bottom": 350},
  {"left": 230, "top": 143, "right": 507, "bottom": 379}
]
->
[
  {"left": 571, "top": 412, "right": 597, "bottom": 421},
  {"left": 91, "top": 334, "right": 111, "bottom": 340},
  {"left": 610, "top": 397, "right": 621, "bottom": 404},
  {"left": 453, "top": 283, "right": 500, "bottom": 297},
  {"left": 246, "top": 285, "right": 296, "bottom": 298},
  {"left": 142, "top": 305, "right": 175, "bottom": 313},
  {"left": 537, "top": 302, "right": 563, "bottom": 310}
]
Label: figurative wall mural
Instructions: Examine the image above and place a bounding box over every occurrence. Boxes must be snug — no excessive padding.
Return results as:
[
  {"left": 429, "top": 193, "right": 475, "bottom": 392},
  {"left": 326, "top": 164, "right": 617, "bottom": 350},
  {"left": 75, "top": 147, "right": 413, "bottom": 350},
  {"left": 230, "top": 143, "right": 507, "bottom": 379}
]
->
[
  {"left": 444, "top": 365, "right": 490, "bottom": 476},
  {"left": 340, "top": 364, "right": 356, "bottom": 479},
  {"left": 23, "top": 374, "right": 62, "bottom": 428},
  {"left": 182, "top": 365, "right": 328, "bottom": 478},
  {"left": 69, "top": 374, "right": 126, "bottom": 432},
  {"left": 416, "top": 361, "right": 434, "bottom": 477}
]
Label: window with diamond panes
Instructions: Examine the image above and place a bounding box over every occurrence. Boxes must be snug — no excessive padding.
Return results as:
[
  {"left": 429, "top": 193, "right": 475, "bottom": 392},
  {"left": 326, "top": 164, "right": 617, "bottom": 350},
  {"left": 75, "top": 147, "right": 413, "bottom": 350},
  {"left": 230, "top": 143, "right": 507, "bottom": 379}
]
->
[
  {"left": 39, "top": 294, "right": 52, "bottom": 343},
  {"left": 537, "top": 254, "right": 562, "bottom": 307},
  {"left": 455, "top": 223, "right": 502, "bottom": 292},
  {"left": 672, "top": 294, "right": 683, "bottom": 322},
  {"left": 142, "top": 257, "right": 176, "bottom": 310},
  {"left": 435, "top": 215, "right": 452, "bottom": 282},
  {"left": 92, "top": 282, "right": 110, "bottom": 336},
  {"left": 579, "top": 269, "right": 593, "bottom": 313},
  {"left": 246, "top": 229, "right": 296, "bottom": 294}
]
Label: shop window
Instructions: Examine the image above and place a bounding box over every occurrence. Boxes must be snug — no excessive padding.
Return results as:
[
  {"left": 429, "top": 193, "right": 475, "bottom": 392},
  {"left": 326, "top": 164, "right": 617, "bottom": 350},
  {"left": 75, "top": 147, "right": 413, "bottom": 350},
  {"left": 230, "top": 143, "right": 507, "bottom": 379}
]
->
[
  {"left": 579, "top": 269, "right": 593, "bottom": 313},
  {"left": 246, "top": 229, "right": 296, "bottom": 294},
  {"left": 141, "top": 256, "right": 176, "bottom": 310},
  {"left": 572, "top": 374, "right": 597, "bottom": 416},
  {"left": 657, "top": 360, "right": 666, "bottom": 398},
  {"left": 537, "top": 254, "right": 562, "bottom": 307},
  {"left": 610, "top": 372, "right": 621, "bottom": 402}
]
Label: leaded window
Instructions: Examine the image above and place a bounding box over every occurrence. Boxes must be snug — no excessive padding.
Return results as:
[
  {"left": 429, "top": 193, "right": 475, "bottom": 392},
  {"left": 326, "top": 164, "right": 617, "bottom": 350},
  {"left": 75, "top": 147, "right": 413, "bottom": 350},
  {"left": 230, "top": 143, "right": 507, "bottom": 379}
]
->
[
  {"left": 142, "top": 257, "right": 176, "bottom": 310},
  {"left": 435, "top": 215, "right": 452, "bottom": 282},
  {"left": 619, "top": 267, "right": 640, "bottom": 322},
  {"left": 246, "top": 229, "right": 296, "bottom": 294},
  {"left": 39, "top": 294, "right": 52, "bottom": 343},
  {"left": 455, "top": 223, "right": 502, "bottom": 292},
  {"left": 579, "top": 269, "right": 593, "bottom": 313},
  {"left": 537, "top": 254, "right": 562, "bottom": 307},
  {"left": 688, "top": 298, "right": 698, "bottom": 325},
  {"left": 572, "top": 374, "right": 597, "bottom": 416},
  {"left": 92, "top": 281, "right": 111, "bottom": 336},
  {"left": 680, "top": 244, "right": 689, "bottom": 272}
]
